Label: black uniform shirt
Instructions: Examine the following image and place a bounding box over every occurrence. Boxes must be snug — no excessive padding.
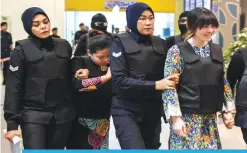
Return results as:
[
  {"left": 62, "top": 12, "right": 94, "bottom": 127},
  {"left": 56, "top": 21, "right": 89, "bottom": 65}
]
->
[
  {"left": 50, "top": 34, "right": 61, "bottom": 38},
  {"left": 74, "top": 30, "right": 88, "bottom": 43},
  {"left": 4, "top": 39, "right": 75, "bottom": 131},
  {"left": 1, "top": 31, "right": 13, "bottom": 58},
  {"left": 227, "top": 49, "right": 247, "bottom": 128},
  {"left": 166, "top": 35, "right": 184, "bottom": 50},
  {"left": 74, "top": 32, "right": 114, "bottom": 56}
]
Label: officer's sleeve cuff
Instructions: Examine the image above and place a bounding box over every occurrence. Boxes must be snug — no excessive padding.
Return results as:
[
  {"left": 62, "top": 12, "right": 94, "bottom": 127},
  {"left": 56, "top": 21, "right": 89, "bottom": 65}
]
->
[
  {"left": 7, "top": 121, "right": 19, "bottom": 131},
  {"left": 145, "top": 81, "right": 155, "bottom": 90}
]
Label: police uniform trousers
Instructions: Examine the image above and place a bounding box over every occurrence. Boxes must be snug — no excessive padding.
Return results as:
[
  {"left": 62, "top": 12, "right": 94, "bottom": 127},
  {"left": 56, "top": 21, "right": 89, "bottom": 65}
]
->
[
  {"left": 21, "top": 116, "right": 72, "bottom": 149},
  {"left": 111, "top": 96, "right": 162, "bottom": 149}
]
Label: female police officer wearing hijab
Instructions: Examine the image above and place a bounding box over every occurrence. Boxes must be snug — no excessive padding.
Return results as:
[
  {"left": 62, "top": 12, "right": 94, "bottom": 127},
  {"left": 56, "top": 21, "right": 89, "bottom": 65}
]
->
[
  {"left": 4, "top": 7, "right": 75, "bottom": 149},
  {"left": 110, "top": 2, "right": 179, "bottom": 149}
]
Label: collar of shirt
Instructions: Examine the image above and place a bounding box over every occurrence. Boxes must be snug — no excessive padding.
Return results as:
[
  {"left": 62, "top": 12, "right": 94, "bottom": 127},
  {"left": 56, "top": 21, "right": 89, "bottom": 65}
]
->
[
  {"left": 187, "top": 38, "right": 210, "bottom": 58},
  {"left": 1, "top": 31, "right": 8, "bottom": 35},
  {"left": 30, "top": 37, "right": 54, "bottom": 51},
  {"left": 187, "top": 38, "right": 209, "bottom": 49},
  {"left": 30, "top": 38, "right": 42, "bottom": 49}
]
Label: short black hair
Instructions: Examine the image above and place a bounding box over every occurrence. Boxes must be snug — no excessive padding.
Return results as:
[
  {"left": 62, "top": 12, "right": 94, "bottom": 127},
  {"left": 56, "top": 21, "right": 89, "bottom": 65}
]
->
[
  {"left": 52, "top": 27, "right": 57, "bottom": 31},
  {"left": 185, "top": 8, "right": 219, "bottom": 39},
  {"left": 79, "top": 23, "right": 84, "bottom": 27},
  {"left": 1, "top": 22, "right": 7, "bottom": 27},
  {"left": 87, "top": 35, "right": 111, "bottom": 54},
  {"left": 187, "top": 8, "right": 219, "bottom": 31}
]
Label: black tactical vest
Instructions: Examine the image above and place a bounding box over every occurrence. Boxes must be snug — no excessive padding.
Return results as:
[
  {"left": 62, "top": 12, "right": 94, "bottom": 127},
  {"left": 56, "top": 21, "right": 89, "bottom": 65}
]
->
[
  {"left": 236, "top": 48, "right": 247, "bottom": 111},
  {"left": 177, "top": 41, "right": 225, "bottom": 113},
  {"left": 174, "top": 35, "right": 184, "bottom": 44},
  {"left": 115, "top": 33, "right": 166, "bottom": 101},
  {"left": 16, "top": 38, "right": 71, "bottom": 106}
]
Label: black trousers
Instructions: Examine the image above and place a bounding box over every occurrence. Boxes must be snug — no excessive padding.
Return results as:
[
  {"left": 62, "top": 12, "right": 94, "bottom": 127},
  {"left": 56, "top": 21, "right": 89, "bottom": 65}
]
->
[
  {"left": 111, "top": 97, "right": 162, "bottom": 149},
  {"left": 66, "top": 119, "right": 90, "bottom": 149},
  {"left": 241, "top": 128, "right": 247, "bottom": 144},
  {"left": 21, "top": 117, "right": 72, "bottom": 149},
  {"left": 2, "top": 61, "right": 9, "bottom": 85}
]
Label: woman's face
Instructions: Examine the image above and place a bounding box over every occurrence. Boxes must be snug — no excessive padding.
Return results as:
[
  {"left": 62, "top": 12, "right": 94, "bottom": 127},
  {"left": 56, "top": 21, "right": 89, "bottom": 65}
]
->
[
  {"left": 31, "top": 14, "right": 51, "bottom": 39},
  {"left": 137, "top": 10, "right": 154, "bottom": 35},
  {"left": 194, "top": 24, "right": 217, "bottom": 42},
  {"left": 88, "top": 48, "right": 110, "bottom": 67}
]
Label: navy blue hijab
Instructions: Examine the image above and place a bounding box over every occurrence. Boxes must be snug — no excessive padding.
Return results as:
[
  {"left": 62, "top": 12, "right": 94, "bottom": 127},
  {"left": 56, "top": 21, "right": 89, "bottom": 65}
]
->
[
  {"left": 126, "top": 2, "right": 154, "bottom": 38},
  {"left": 22, "top": 7, "right": 49, "bottom": 37},
  {"left": 21, "top": 7, "right": 54, "bottom": 50}
]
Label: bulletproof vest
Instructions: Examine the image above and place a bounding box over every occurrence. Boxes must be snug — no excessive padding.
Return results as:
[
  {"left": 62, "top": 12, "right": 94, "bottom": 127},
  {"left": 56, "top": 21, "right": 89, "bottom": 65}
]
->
[
  {"left": 177, "top": 41, "right": 225, "bottom": 113},
  {"left": 236, "top": 48, "right": 247, "bottom": 111},
  {"left": 115, "top": 33, "right": 166, "bottom": 101},
  {"left": 174, "top": 35, "right": 184, "bottom": 44},
  {"left": 16, "top": 38, "right": 71, "bottom": 106}
]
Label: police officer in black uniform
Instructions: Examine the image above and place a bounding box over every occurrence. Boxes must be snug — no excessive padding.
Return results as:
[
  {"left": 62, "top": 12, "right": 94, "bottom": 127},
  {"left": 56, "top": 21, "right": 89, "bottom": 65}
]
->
[
  {"left": 110, "top": 2, "right": 179, "bottom": 149},
  {"left": 72, "top": 23, "right": 88, "bottom": 50},
  {"left": 1, "top": 22, "right": 13, "bottom": 85},
  {"left": 227, "top": 47, "right": 247, "bottom": 147},
  {"left": 74, "top": 13, "right": 113, "bottom": 56},
  {"left": 166, "top": 11, "right": 189, "bottom": 49},
  {"left": 50, "top": 27, "right": 61, "bottom": 38},
  {"left": 4, "top": 7, "right": 75, "bottom": 149}
]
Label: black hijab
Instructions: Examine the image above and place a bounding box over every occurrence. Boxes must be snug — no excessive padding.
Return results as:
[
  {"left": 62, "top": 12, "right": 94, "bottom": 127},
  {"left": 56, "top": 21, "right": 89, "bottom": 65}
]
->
[{"left": 21, "top": 7, "right": 54, "bottom": 50}]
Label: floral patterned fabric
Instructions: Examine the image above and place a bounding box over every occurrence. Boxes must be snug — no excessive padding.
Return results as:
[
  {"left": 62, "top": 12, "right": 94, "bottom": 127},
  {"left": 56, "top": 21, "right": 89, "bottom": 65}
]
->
[
  {"left": 78, "top": 118, "right": 110, "bottom": 149},
  {"left": 162, "top": 39, "right": 234, "bottom": 149},
  {"left": 169, "top": 113, "right": 221, "bottom": 149}
]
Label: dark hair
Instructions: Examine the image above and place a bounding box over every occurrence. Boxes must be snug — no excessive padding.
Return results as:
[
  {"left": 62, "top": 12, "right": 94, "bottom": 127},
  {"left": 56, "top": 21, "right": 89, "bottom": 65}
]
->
[
  {"left": 185, "top": 8, "right": 219, "bottom": 39},
  {"left": 1, "top": 22, "right": 7, "bottom": 27},
  {"left": 52, "top": 27, "right": 57, "bottom": 31},
  {"left": 87, "top": 35, "right": 111, "bottom": 53},
  {"left": 79, "top": 23, "right": 84, "bottom": 27},
  {"left": 179, "top": 11, "right": 190, "bottom": 20},
  {"left": 88, "top": 30, "right": 104, "bottom": 39}
]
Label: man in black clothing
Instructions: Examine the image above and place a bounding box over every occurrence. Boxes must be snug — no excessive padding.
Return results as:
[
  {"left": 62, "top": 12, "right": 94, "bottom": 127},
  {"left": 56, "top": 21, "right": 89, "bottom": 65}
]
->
[
  {"left": 115, "top": 28, "right": 120, "bottom": 34},
  {"left": 1, "top": 22, "right": 13, "bottom": 85},
  {"left": 227, "top": 48, "right": 247, "bottom": 147},
  {"left": 166, "top": 11, "right": 189, "bottom": 49},
  {"left": 50, "top": 27, "right": 61, "bottom": 38},
  {"left": 74, "top": 13, "right": 113, "bottom": 56},
  {"left": 72, "top": 23, "right": 88, "bottom": 49}
]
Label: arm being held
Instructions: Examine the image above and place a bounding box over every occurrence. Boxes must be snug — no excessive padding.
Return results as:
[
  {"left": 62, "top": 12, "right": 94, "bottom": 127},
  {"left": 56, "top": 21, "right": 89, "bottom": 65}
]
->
[
  {"left": 4, "top": 46, "right": 24, "bottom": 142},
  {"left": 162, "top": 45, "right": 187, "bottom": 136},
  {"left": 110, "top": 39, "right": 176, "bottom": 91}
]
